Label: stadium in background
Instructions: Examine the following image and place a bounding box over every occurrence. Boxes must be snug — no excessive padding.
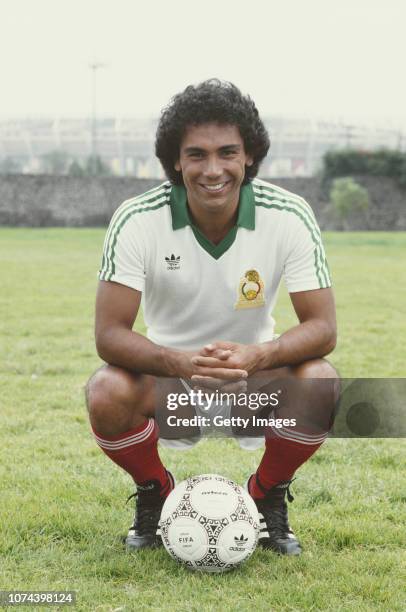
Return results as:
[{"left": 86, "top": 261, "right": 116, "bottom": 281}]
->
[{"left": 0, "top": 116, "right": 404, "bottom": 177}]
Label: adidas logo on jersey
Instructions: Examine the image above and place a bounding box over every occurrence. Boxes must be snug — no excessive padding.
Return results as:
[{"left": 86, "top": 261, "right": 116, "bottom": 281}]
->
[{"left": 165, "top": 254, "right": 180, "bottom": 270}]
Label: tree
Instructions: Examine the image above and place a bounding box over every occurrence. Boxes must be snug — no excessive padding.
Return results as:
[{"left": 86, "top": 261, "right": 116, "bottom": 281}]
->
[
  {"left": 68, "top": 160, "right": 85, "bottom": 176},
  {"left": 322, "top": 148, "right": 406, "bottom": 188},
  {"left": 41, "top": 150, "right": 70, "bottom": 174},
  {"left": 85, "top": 155, "right": 112, "bottom": 176},
  {"left": 330, "top": 177, "right": 370, "bottom": 229}
]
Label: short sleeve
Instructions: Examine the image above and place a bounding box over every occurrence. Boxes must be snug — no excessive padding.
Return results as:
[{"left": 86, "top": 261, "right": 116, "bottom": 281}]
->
[
  {"left": 283, "top": 210, "right": 332, "bottom": 293},
  {"left": 98, "top": 213, "right": 145, "bottom": 292}
]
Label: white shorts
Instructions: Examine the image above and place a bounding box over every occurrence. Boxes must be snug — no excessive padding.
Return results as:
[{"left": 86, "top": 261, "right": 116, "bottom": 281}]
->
[{"left": 159, "top": 378, "right": 264, "bottom": 451}]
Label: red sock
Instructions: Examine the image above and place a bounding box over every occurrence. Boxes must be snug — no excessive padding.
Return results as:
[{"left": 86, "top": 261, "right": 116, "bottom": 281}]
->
[
  {"left": 250, "top": 427, "right": 327, "bottom": 499},
  {"left": 92, "top": 418, "right": 171, "bottom": 495}
]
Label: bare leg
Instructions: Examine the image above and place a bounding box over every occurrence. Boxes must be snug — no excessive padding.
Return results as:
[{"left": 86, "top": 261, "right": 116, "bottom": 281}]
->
[{"left": 85, "top": 365, "right": 157, "bottom": 436}]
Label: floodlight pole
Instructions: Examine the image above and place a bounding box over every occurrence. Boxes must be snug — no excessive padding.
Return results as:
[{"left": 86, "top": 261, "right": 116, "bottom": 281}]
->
[{"left": 90, "top": 62, "right": 105, "bottom": 175}]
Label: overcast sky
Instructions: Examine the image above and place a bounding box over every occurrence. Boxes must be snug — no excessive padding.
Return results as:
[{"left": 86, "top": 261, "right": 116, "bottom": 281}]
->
[{"left": 1, "top": 0, "right": 405, "bottom": 128}]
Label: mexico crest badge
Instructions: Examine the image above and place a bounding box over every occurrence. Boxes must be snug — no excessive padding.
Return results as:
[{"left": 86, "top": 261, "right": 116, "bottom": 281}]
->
[{"left": 235, "top": 269, "right": 265, "bottom": 309}]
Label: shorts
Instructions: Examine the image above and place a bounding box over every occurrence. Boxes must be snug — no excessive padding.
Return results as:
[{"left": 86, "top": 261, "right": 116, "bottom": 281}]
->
[{"left": 159, "top": 376, "right": 265, "bottom": 452}]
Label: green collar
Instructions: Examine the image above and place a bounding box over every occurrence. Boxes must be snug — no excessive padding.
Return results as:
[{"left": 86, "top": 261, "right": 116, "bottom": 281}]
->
[{"left": 169, "top": 182, "right": 255, "bottom": 259}]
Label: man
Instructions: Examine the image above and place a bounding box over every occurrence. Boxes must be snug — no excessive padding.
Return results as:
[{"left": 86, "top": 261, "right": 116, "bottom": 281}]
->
[{"left": 86, "top": 79, "right": 337, "bottom": 556}]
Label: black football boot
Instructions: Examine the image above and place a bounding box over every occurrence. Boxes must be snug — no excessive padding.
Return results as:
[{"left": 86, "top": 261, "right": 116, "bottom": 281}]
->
[
  {"left": 247, "top": 474, "right": 302, "bottom": 556},
  {"left": 125, "top": 471, "right": 175, "bottom": 551}
]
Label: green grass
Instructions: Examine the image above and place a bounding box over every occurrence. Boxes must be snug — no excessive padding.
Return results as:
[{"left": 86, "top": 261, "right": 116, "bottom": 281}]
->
[{"left": 0, "top": 229, "right": 405, "bottom": 611}]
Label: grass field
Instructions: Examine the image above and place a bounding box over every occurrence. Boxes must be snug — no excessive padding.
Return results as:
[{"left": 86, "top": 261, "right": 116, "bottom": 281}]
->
[{"left": 1, "top": 229, "right": 405, "bottom": 611}]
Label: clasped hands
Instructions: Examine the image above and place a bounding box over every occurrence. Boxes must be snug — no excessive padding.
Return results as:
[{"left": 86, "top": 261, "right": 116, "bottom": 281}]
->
[{"left": 189, "top": 341, "right": 267, "bottom": 393}]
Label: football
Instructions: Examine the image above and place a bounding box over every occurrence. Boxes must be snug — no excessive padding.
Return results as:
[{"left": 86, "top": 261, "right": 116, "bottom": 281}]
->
[{"left": 159, "top": 474, "right": 259, "bottom": 572}]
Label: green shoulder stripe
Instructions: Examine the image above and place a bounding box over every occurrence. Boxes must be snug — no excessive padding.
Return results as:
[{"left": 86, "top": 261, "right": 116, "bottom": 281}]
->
[
  {"left": 100, "top": 183, "right": 171, "bottom": 279},
  {"left": 253, "top": 185, "right": 326, "bottom": 276},
  {"left": 253, "top": 181, "right": 321, "bottom": 236},
  {"left": 104, "top": 182, "right": 170, "bottom": 252},
  {"left": 253, "top": 191, "right": 330, "bottom": 288},
  {"left": 100, "top": 199, "right": 169, "bottom": 281},
  {"left": 252, "top": 181, "right": 330, "bottom": 287}
]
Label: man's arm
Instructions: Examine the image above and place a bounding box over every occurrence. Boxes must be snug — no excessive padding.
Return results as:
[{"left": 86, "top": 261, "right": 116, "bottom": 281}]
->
[
  {"left": 95, "top": 280, "right": 248, "bottom": 380},
  {"left": 259, "top": 287, "right": 337, "bottom": 369},
  {"left": 191, "top": 287, "right": 336, "bottom": 375}
]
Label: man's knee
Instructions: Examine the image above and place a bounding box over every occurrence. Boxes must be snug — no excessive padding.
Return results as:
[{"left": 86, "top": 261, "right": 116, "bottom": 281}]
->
[
  {"left": 85, "top": 365, "right": 149, "bottom": 418},
  {"left": 293, "top": 358, "right": 338, "bottom": 380}
]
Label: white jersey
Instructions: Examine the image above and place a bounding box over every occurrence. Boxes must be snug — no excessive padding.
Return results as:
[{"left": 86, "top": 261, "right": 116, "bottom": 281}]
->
[{"left": 99, "top": 178, "right": 331, "bottom": 351}]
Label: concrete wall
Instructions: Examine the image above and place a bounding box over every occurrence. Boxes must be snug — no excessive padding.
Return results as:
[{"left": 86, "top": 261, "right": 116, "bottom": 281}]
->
[{"left": 0, "top": 174, "right": 405, "bottom": 230}]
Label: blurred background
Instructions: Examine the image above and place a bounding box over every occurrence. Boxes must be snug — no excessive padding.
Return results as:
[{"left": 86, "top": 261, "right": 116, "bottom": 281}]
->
[{"left": 0, "top": 0, "right": 405, "bottom": 228}]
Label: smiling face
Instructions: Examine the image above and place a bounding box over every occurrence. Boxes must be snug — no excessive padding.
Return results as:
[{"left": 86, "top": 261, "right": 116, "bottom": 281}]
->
[{"left": 174, "top": 123, "right": 253, "bottom": 223}]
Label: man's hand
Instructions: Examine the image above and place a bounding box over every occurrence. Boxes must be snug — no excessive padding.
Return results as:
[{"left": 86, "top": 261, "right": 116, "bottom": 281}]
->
[
  {"left": 190, "top": 341, "right": 266, "bottom": 379},
  {"left": 169, "top": 346, "right": 249, "bottom": 381}
]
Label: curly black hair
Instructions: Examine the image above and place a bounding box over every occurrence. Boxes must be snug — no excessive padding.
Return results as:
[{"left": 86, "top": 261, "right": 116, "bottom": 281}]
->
[{"left": 155, "top": 79, "right": 270, "bottom": 185}]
